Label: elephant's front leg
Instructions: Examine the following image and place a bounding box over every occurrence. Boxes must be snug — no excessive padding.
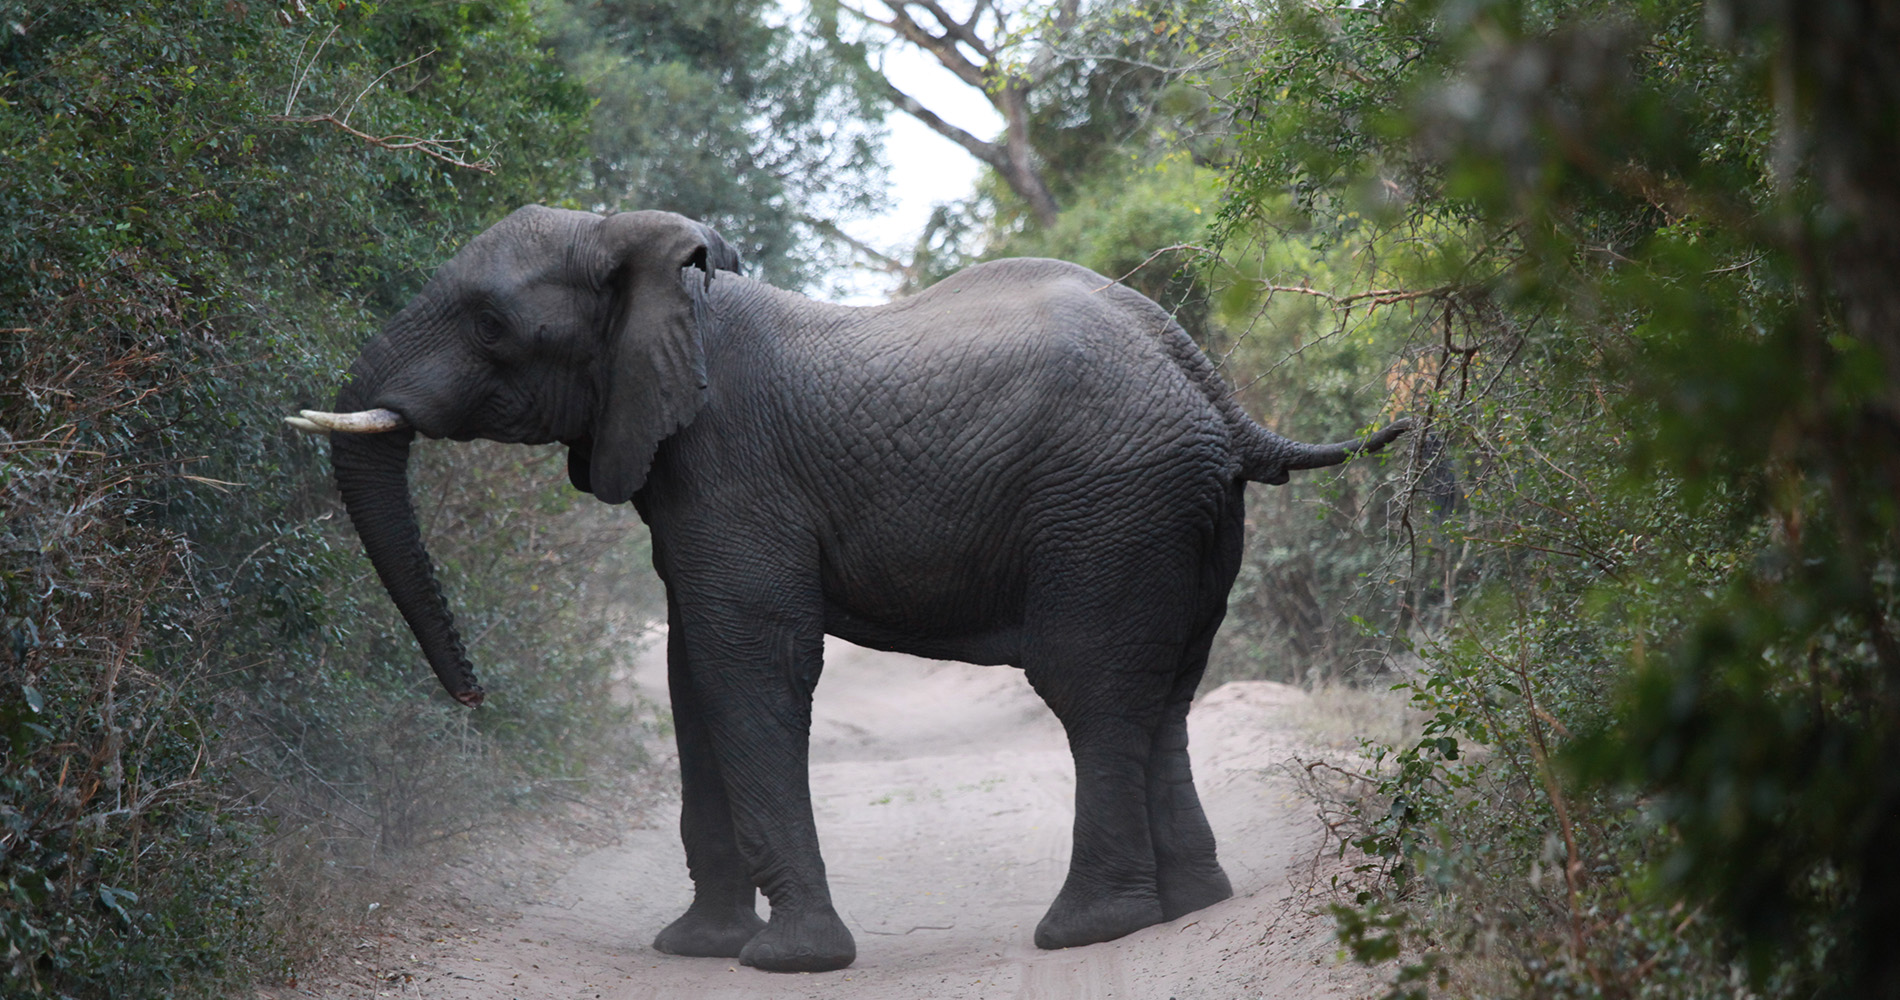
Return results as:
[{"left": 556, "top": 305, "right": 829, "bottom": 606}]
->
[
  {"left": 684, "top": 599, "right": 855, "bottom": 973},
  {"left": 652, "top": 600, "right": 767, "bottom": 958}
]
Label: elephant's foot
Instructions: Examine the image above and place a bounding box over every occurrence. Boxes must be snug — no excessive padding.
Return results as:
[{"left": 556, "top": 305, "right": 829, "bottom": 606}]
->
[
  {"left": 1157, "top": 860, "right": 1232, "bottom": 921},
  {"left": 1033, "top": 890, "right": 1164, "bottom": 950},
  {"left": 737, "top": 907, "right": 856, "bottom": 972},
  {"left": 652, "top": 902, "right": 767, "bottom": 958}
]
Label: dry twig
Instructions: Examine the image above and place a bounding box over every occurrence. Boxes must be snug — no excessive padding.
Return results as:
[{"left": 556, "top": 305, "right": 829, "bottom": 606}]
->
[
  {"left": 275, "top": 35, "right": 491, "bottom": 173},
  {"left": 268, "top": 113, "right": 493, "bottom": 173}
]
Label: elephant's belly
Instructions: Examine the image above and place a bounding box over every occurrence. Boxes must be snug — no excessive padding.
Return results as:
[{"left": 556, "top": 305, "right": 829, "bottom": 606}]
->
[
  {"left": 816, "top": 536, "right": 1029, "bottom": 666},
  {"left": 821, "top": 604, "right": 1023, "bottom": 666}
]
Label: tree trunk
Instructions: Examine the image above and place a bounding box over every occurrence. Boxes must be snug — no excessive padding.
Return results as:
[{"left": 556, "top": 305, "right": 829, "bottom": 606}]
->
[{"left": 996, "top": 81, "right": 1060, "bottom": 229}]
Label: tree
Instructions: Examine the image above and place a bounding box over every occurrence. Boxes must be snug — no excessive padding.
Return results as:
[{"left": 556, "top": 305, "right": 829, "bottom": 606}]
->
[
  {"left": 815, "top": 0, "right": 1073, "bottom": 227},
  {"left": 813, "top": 0, "right": 1224, "bottom": 245},
  {"left": 543, "top": 0, "right": 889, "bottom": 288}
]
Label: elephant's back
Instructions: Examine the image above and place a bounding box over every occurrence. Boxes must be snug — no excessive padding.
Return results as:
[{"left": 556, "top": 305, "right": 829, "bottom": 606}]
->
[
  {"left": 662, "top": 266, "right": 1243, "bottom": 646},
  {"left": 719, "top": 265, "right": 1229, "bottom": 619},
  {"left": 700, "top": 265, "right": 1239, "bottom": 493},
  {"left": 790, "top": 259, "right": 1227, "bottom": 471}
]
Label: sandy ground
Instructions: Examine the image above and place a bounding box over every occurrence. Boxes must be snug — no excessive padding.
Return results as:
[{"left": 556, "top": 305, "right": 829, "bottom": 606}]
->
[{"left": 288, "top": 638, "right": 1371, "bottom": 999}]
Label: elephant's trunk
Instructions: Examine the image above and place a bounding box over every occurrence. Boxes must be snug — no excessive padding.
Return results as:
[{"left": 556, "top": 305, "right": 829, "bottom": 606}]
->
[{"left": 330, "top": 387, "right": 485, "bottom": 707}]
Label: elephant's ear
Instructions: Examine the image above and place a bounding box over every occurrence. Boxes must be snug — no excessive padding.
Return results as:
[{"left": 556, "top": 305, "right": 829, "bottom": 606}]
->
[{"left": 588, "top": 211, "right": 741, "bottom": 505}]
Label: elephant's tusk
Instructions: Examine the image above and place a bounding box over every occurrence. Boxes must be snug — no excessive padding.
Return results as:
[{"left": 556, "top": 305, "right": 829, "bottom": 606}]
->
[{"left": 287, "top": 408, "right": 408, "bottom": 434}]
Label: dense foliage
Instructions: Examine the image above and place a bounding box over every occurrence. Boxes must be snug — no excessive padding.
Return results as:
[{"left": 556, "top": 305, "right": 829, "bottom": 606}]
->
[
  {"left": 1210, "top": 0, "right": 1900, "bottom": 994},
  {"left": 866, "top": 0, "right": 1900, "bottom": 993},
  {"left": 0, "top": 1, "right": 869, "bottom": 994},
  {"left": 0, "top": 4, "right": 588, "bottom": 993}
]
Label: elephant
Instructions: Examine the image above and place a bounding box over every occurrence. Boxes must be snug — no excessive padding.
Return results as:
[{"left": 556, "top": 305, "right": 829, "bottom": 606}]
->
[{"left": 288, "top": 206, "right": 1409, "bottom": 973}]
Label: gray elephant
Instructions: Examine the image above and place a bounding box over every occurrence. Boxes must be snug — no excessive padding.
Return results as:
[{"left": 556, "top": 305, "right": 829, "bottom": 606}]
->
[{"left": 289, "top": 207, "right": 1408, "bottom": 972}]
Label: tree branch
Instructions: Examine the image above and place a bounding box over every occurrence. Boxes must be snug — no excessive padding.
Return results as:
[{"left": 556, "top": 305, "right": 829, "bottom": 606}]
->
[
  {"left": 283, "top": 24, "right": 339, "bottom": 116},
  {"left": 876, "top": 79, "right": 1007, "bottom": 171},
  {"left": 268, "top": 113, "right": 494, "bottom": 173},
  {"left": 907, "top": 0, "right": 991, "bottom": 56},
  {"left": 800, "top": 214, "right": 912, "bottom": 277},
  {"left": 829, "top": 0, "right": 1063, "bottom": 227},
  {"left": 1043, "top": 44, "right": 1225, "bottom": 77},
  {"left": 1257, "top": 282, "right": 1453, "bottom": 310},
  {"left": 340, "top": 47, "right": 437, "bottom": 126},
  {"left": 878, "top": 0, "right": 989, "bottom": 89},
  {"left": 1090, "top": 243, "right": 1212, "bottom": 291}
]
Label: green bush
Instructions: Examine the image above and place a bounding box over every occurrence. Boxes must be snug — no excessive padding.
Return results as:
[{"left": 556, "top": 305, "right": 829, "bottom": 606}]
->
[
  {"left": 1213, "top": 0, "right": 1900, "bottom": 994},
  {"left": 0, "top": 2, "right": 636, "bottom": 994}
]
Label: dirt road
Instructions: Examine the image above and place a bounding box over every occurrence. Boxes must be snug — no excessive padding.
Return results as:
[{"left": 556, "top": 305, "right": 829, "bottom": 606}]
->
[{"left": 306, "top": 639, "right": 1365, "bottom": 999}]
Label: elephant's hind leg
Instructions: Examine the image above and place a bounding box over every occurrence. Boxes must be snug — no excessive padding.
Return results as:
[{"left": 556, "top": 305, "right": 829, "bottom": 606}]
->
[
  {"left": 1025, "top": 639, "right": 1175, "bottom": 950},
  {"left": 653, "top": 599, "right": 766, "bottom": 958},
  {"left": 1148, "top": 488, "right": 1243, "bottom": 920},
  {"left": 1147, "top": 685, "right": 1232, "bottom": 921}
]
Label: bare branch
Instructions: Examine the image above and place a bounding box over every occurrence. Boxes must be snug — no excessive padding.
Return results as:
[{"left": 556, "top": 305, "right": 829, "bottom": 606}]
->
[
  {"left": 1090, "top": 243, "right": 1213, "bottom": 291},
  {"left": 878, "top": 0, "right": 989, "bottom": 89},
  {"left": 1043, "top": 44, "right": 1226, "bottom": 77},
  {"left": 280, "top": 39, "right": 481, "bottom": 172},
  {"left": 832, "top": 0, "right": 905, "bottom": 39},
  {"left": 876, "top": 80, "right": 1007, "bottom": 171},
  {"left": 1707, "top": 253, "right": 1765, "bottom": 274},
  {"left": 833, "top": 0, "right": 1063, "bottom": 225},
  {"left": 908, "top": 0, "right": 992, "bottom": 57},
  {"left": 1258, "top": 282, "right": 1453, "bottom": 310},
  {"left": 342, "top": 48, "right": 438, "bottom": 126},
  {"left": 800, "top": 214, "right": 912, "bottom": 278},
  {"left": 283, "top": 24, "right": 339, "bottom": 116},
  {"left": 268, "top": 113, "right": 495, "bottom": 173}
]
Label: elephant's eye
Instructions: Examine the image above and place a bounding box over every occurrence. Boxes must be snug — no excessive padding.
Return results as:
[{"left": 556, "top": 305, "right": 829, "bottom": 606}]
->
[{"left": 472, "top": 308, "right": 508, "bottom": 349}]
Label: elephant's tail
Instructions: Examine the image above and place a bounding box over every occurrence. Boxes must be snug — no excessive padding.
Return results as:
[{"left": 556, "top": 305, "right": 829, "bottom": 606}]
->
[
  {"left": 1122, "top": 287, "right": 1413, "bottom": 485},
  {"left": 1237, "top": 417, "right": 1414, "bottom": 485}
]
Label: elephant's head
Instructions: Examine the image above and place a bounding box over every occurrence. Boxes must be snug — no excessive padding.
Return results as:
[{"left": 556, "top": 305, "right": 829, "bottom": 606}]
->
[{"left": 290, "top": 207, "right": 741, "bottom": 705}]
